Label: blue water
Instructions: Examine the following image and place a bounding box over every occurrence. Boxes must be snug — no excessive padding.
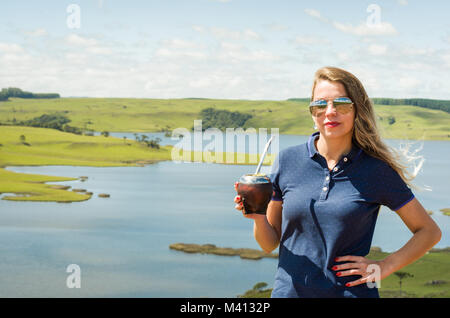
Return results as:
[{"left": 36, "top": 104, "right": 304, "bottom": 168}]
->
[{"left": 0, "top": 134, "right": 449, "bottom": 297}]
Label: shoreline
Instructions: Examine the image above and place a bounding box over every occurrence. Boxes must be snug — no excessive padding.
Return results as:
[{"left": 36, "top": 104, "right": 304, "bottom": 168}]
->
[{"left": 169, "top": 243, "right": 450, "bottom": 260}]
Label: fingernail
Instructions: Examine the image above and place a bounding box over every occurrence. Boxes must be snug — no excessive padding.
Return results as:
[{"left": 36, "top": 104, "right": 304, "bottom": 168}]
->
[
  {"left": 336, "top": 272, "right": 341, "bottom": 276},
  {"left": 334, "top": 258, "right": 339, "bottom": 262},
  {"left": 332, "top": 266, "right": 338, "bottom": 271},
  {"left": 345, "top": 283, "right": 351, "bottom": 287}
]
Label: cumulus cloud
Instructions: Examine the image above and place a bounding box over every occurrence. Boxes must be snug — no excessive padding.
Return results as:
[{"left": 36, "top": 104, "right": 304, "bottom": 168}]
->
[
  {"left": 305, "top": 8, "right": 398, "bottom": 37},
  {"left": 367, "top": 43, "right": 387, "bottom": 55},
  {"left": 65, "top": 34, "right": 114, "bottom": 56},
  {"left": 66, "top": 34, "right": 98, "bottom": 46},
  {"left": 304, "top": 8, "right": 327, "bottom": 22},
  {"left": 333, "top": 21, "right": 398, "bottom": 36},
  {"left": 24, "top": 28, "right": 48, "bottom": 37},
  {"left": 0, "top": 42, "right": 25, "bottom": 53},
  {"left": 192, "top": 25, "right": 261, "bottom": 41},
  {"left": 293, "top": 35, "right": 330, "bottom": 45}
]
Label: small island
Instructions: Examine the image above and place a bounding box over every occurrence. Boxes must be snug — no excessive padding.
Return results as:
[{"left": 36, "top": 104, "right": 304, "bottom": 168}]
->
[{"left": 169, "top": 243, "right": 278, "bottom": 260}]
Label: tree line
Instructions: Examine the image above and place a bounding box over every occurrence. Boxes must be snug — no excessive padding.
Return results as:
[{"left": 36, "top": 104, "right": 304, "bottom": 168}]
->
[
  {"left": 17, "top": 113, "right": 83, "bottom": 135},
  {"left": 0, "top": 87, "right": 60, "bottom": 101},
  {"left": 7, "top": 112, "right": 162, "bottom": 148},
  {"left": 287, "top": 97, "right": 450, "bottom": 113},
  {"left": 370, "top": 98, "right": 450, "bottom": 113},
  {"left": 198, "top": 107, "right": 252, "bottom": 131}
]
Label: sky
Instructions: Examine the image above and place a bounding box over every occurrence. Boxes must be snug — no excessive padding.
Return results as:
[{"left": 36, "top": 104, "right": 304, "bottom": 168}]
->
[{"left": 0, "top": 0, "right": 449, "bottom": 100}]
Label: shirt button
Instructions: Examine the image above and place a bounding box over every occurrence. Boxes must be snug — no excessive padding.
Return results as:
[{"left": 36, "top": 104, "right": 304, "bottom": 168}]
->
[
  {"left": 322, "top": 187, "right": 328, "bottom": 191},
  {"left": 325, "top": 176, "right": 330, "bottom": 181},
  {"left": 343, "top": 157, "right": 348, "bottom": 162},
  {"left": 333, "top": 167, "right": 338, "bottom": 172}
]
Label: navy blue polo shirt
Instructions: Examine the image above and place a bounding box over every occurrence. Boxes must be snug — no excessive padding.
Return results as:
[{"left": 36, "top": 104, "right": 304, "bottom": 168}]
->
[{"left": 269, "top": 131, "right": 415, "bottom": 298}]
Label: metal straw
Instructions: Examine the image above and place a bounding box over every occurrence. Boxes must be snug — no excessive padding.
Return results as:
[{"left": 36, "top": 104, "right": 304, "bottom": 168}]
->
[{"left": 254, "top": 136, "right": 274, "bottom": 175}]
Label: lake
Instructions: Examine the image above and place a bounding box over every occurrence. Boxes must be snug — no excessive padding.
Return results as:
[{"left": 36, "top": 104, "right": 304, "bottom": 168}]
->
[{"left": 0, "top": 133, "right": 449, "bottom": 297}]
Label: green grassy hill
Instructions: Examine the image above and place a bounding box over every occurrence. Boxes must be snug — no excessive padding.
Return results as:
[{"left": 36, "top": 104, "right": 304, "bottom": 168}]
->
[
  {"left": 1, "top": 97, "right": 449, "bottom": 140},
  {"left": 239, "top": 248, "right": 450, "bottom": 298}
]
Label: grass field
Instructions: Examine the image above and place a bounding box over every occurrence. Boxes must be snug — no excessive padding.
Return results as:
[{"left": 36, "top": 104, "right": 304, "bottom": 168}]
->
[
  {"left": 239, "top": 247, "right": 450, "bottom": 298},
  {"left": 1, "top": 97, "right": 449, "bottom": 140}
]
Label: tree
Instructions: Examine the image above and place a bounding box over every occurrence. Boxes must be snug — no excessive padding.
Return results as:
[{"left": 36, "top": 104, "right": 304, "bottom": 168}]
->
[
  {"left": 0, "top": 88, "right": 9, "bottom": 101},
  {"left": 101, "top": 131, "right": 110, "bottom": 137},
  {"left": 20, "top": 135, "right": 26, "bottom": 143},
  {"left": 199, "top": 107, "right": 252, "bottom": 131},
  {"left": 394, "top": 271, "right": 414, "bottom": 296},
  {"left": 0, "top": 87, "right": 60, "bottom": 99},
  {"left": 140, "top": 134, "right": 149, "bottom": 142}
]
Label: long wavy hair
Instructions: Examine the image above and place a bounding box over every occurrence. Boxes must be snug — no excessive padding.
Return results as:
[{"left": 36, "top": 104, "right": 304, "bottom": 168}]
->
[{"left": 310, "top": 66, "right": 417, "bottom": 188}]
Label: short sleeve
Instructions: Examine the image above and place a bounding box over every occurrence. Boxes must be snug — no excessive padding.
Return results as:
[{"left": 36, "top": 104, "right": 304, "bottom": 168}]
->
[
  {"left": 269, "top": 153, "right": 283, "bottom": 201},
  {"left": 376, "top": 162, "right": 415, "bottom": 211}
]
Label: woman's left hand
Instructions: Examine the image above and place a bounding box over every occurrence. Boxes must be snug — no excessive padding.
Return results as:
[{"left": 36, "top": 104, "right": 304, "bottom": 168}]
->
[{"left": 333, "top": 255, "right": 388, "bottom": 287}]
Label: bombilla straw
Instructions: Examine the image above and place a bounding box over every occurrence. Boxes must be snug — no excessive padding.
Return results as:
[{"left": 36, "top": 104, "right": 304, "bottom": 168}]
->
[{"left": 254, "top": 136, "right": 274, "bottom": 175}]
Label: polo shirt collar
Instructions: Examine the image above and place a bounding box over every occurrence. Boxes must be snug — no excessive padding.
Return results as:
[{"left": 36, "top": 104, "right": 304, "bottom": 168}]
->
[{"left": 307, "top": 131, "right": 362, "bottom": 162}]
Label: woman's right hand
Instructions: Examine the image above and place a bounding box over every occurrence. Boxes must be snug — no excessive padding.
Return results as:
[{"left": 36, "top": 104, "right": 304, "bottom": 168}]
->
[{"left": 234, "top": 182, "right": 266, "bottom": 221}]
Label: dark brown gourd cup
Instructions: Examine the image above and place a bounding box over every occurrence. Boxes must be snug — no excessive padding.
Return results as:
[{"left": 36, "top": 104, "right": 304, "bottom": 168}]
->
[{"left": 237, "top": 173, "right": 273, "bottom": 215}]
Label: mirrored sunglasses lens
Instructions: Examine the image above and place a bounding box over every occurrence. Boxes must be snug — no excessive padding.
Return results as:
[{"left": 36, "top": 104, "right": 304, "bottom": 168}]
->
[
  {"left": 335, "top": 104, "right": 353, "bottom": 114},
  {"left": 334, "top": 97, "right": 352, "bottom": 103},
  {"left": 310, "top": 106, "right": 326, "bottom": 116}
]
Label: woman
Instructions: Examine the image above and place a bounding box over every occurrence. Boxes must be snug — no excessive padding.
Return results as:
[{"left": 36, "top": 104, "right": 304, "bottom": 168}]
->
[{"left": 233, "top": 66, "right": 441, "bottom": 298}]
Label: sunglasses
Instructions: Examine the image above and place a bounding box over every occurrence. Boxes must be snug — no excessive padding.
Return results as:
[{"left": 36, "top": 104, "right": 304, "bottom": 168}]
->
[{"left": 309, "top": 97, "right": 354, "bottom": 117}]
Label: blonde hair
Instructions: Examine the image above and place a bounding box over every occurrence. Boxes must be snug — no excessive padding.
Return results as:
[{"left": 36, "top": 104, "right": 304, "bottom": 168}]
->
[{"left": 311, "top": 66, "right": 416, "bottom": 188}]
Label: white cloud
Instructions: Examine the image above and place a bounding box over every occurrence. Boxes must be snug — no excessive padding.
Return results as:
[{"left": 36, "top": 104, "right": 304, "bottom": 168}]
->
[
  {"left": 305, "top": 8, "right": 398, "bottom": 37},
  {"left": 398, "top": 76, "right": 422, "bottom": 91},
  {"left": 367, "top": 44, "right": 387, "bottom": 55},
  {"left": 441, "top": 53, "right": 450, "bottom": 67},
  {"left": 304, "top": 8, "right": 325, "bottom": 21},
  {"left": 154, "top": 38, "right": 207, "bottom": 59},
  {"left": 217, "top": 42, "right": 278, "bottom": 63},
  {"left": 160, "top": 38, "right": 204, "bottom": 50},
  {"left": 65, "top": 34, "right": 98, "bottom": 46},
  {"left": 192, "top": 25, "right": 205, "bottom": 33},
  {"left": 400, "top": 46, "right": 436, "bottom": 56},
  {"left": 25, "top": 28, "right": 47, "bottom": 37},
  {"left": 0, "top": 42, "right": 24, "bottom": 53},
  {"left": 86, "top": 46, "right": 113, "bottom": 55},
  {"left": 443, "top": 34, "right": 450, "bottom": 45},
  {"left": 195, "top": 26, "right": 261, "bottom": 41},
  {"left": 154, "top": 47, "right": 206, "bottom": 59},
  {"left": 332, "top": 21, "right": 398, "bottom": 36},
  {"left": 64, "top": 34, "right": 113, "bottom": 56},
  {"left": 264, "top": 23, "right": 289, "bottom": 32},
  {"left": 294, "top": 35, "right": 329, "bottom": 45}
]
